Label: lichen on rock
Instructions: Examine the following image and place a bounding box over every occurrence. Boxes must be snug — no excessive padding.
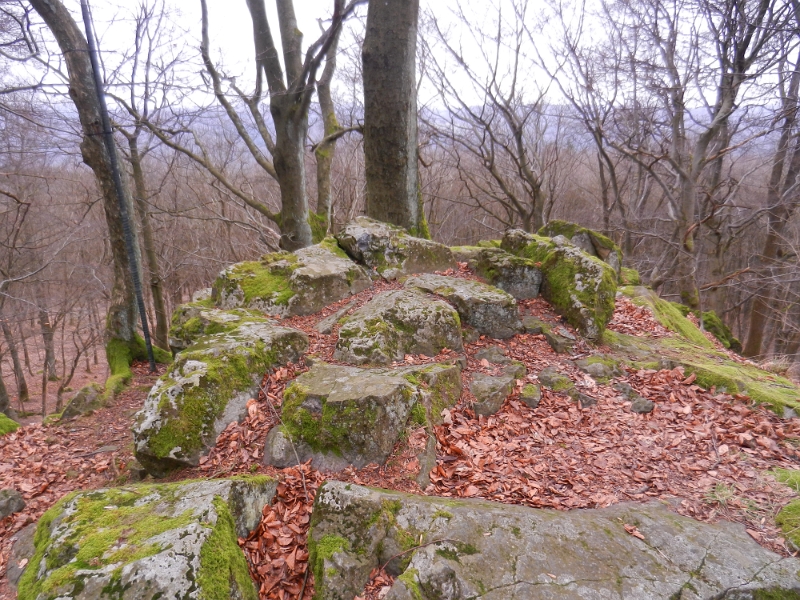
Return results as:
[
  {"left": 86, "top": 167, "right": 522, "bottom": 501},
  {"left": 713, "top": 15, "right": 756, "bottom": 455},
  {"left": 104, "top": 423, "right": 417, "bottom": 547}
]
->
[
  {"left": 334, "top": 289, "right": 463, "bottom": 365},
  {"left": 501, "top": 229, "right": 617, "bottom": 340},
  {"left": 133, "top": 322, "right": 308, "bottom": 477},
  {"left": 335, "top": 216, "right": 455, "bottom": 280},
  {"left": 15, "top": 476, "right": 275, "bottom": 600},
  {"left": 211, "top": 238, "right": 370, "bottom": 317},
  {"left": 168, "top": 301, "right": 266, "bottom": 353},
  {"left": 405, "top": 273, "right": 522, "bottom": 339}
]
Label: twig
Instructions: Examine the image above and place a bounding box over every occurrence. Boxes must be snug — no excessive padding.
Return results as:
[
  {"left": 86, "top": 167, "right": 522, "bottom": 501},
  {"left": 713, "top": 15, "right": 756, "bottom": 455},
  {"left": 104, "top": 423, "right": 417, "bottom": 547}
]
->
[
  {"left": 379, "top": 538, "right": 461, "bottom": 572},
  {"left": 299, "top": 567, "right": 311, "bottom": 599}
]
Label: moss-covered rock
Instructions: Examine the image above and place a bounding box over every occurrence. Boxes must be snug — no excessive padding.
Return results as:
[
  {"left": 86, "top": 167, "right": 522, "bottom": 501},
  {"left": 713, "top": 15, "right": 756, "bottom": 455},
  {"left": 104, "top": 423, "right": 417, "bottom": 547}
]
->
[
  {"left": 133, "top": 322, "right": 308, "bottom": 477},
  {"left": 700, "top": 310, "right": 743, "bottom": 353},
  {"left": 310, "top": 481, "right": 800, "bottom": 600},
  {"left": 104, "top": 335, "right": 172, "bottom": 400},
  {"left": 335, "top": 217, "right": 456, "bottom": 280},
  {"left": 620, "top": 267, "right": 641, "bottom": 286},
  {"left": 59, "top": 382, "right": 104, "bottom": 421},
  {"left": 469, "top": 247, "right": 543, "bottom": 300},
  {"left": 263, "top": 361, "right": 461, "bottom": 470},
  {"left": 774, "top": 470, "right": 800, "bottom": 551},
  {"left": 539, "top": 220, "right": 623, "bottom": 277},
  {"left": 212, "top": 239, "right": 370, "bottom": 317},
  {"left": 573, "top": 354, "right": 621, "bottom": 383},
  {"left": 15, "top": 476, "right": 274, "bottom": 600},
  {"left": 501, "top": 230, "right": 616, "bottom": 340},
  {"left": 622, "top": 286, "right": 715, "bottom": 349},
  {"left": 469, "top": 373, "right": 515, "bottom": 416},
  {"left": 334, "top": 289, "right": 464, "bottom": 365},
  {"left": 168, "top": 301, "right": 266, "bottom": 353},
  {"left": 405, "top": 274, "right": 522, "bottom": 339},
  {"left": 0, "top": 412, "right": 20, "bottom": 436}
]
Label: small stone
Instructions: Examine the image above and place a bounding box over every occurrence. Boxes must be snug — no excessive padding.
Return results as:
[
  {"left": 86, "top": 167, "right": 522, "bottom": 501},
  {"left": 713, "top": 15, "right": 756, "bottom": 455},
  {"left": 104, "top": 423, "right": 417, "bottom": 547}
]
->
[
  {"left": 462, "top": 328, "right": 481, "bottom": 344},
  {"left": 783, "top": 406, "right": 797, "bottom": 420},
  {"left": 538, "top": 366, "right": 574, "bottom": 392},
  {"left": 415, "top": 433, "right": 438, "bottom": 490},
  {"left": 613, "top": 382, "right": 636, "bottom": 399},
  {"left": 567, "top": 388, "right": 597, "bottom": 408},
  {"left": 127, "top": 459, "right": 149, "bottom": 482},
  {"left": 475, "top": 345, "right": 509, "bottom": 364},
  {"left": 543, "top": 330, "right": 575, "bottom": 354},
  {"left": 0, "top": 489, "right": 25, "bottom": 518},
  {"left": 519, "top": 384, "right": 541, "bottom": 409},
  {"left": 631, "top": 397, "right": 655, "bottom": 414},
  {"left": 521, "top": 316, "right": 546, "bottom": 334},
  {"left": 502, "top": 361, "right": 527, "bottom": 379},
  {"left": 470, "top": 373, "right": 515, "bottom": 416}
]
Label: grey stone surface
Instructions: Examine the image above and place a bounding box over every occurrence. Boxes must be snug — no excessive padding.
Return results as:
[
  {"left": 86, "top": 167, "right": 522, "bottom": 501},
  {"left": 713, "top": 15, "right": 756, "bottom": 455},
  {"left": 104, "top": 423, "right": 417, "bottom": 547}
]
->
[
  {"left": 133, "top": 321, "right": 308, "bottom": 477},
  {"left": 315, "top": 300, "right": 356, "bottom": 335},
  {"left": 475, "top": 345, "right": 510, "bottom": 364},
  {"left": 0, "top": 488, "right": 25, "bottom": 518},
  {"left": 521, "top": 315, "right": 546, "bottom": 334},
  {"left": 539, "top": 220, "right": 624, "bottom": 278},
  {"left": 212, "top": 240, "right": 371, "bottom": 317},
  {"left": 7, "top": 522, "right": 35, "bottom": 589},
  {"left": 334, "top": 289, "right": 463, "bottom": 365},
  {"left": 59, "top": 382, "right": 104, "bottom": 421},
  {"left": 502, "top": 361, "right": 527, "bottom": 380},
  {"left": 631, "top": 397, "right": 655, "bottom": 413},
  {"left": 470, "top": 373, "right": 514, "bottom": 415},
  {"left": 336, "top": 216, "right": 456, "bottom": 279},
  {"left": 470, "top": 247, "right": 543, "bottom": 299},
  {"left": 13, "top": 477, "right": 274, "bottom": 600},
  {"left": 568, "top": 388, "right": 598, "bottom": 408},
  {"left": 264, "top": 361, "right": 461, "bottom": 469},
  {"left": 574, "top": 355, "right": 621, "bottom": 381},
  {"left": 310, "top": 481, "right": 800, "bottom": 600},
  {"left": 406, "top": 274, "right": 523, "bottom": 339},
  {"left": 168, "top": 302, "right": 267, "bottom": 352},
  {"left": 538, "top": 366, "right": 574, "bottom": 392}
]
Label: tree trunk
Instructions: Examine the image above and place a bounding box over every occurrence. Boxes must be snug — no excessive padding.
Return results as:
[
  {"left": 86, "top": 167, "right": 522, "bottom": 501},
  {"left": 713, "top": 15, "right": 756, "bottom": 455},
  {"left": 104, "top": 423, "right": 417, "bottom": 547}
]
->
[
  {"left": 38, "top": 308, "right": 58, "bottom": 381},
  {"left": 128, "top": 135, "right": 169, "bottom": 349},
  {"left": 19, "top": 321, "right": 33, "bottom": 376},
  {"left": 0, "top": 367, "right": 10, "bottom": 418},
  {"left": 1, "top": 320, "right": 28, "bottom": 403},
  {"left": 362, "top": 0, "right": 422, "bottom": 233},
  {"left": 29, "top": 0, "right": 138, "bottom": 345}
]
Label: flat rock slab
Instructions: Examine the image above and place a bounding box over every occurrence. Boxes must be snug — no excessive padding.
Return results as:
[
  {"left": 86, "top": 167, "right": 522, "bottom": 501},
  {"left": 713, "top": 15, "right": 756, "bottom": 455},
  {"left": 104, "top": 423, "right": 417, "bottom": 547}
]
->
[
  {"left": 168, "top": 302, "right": 267, "bottom": 352},
  {"left": 406, "top": 274, "right": 522, "bottom": 339},
  {"left": 334, "top": 289, "right": 464, "bottom": 365},
  {"left": 502, "top": 230, "right": 617, "bottom": 340},
  {"left": 133, "top": 321, "right": 308, "bottom": 477},
  {"left": 309, "top": 481, "right": 800, "bottom": 600},
  {"left": 212, "top": 239, "right": 370, "bottom": 317},
  {"left": 264, "top": 361, "right": 461, "bottom": 470},
  {"left": 13, "top": 476, "right": 274, "bottom": 600},
  {"left": 336, "top": 216, "right": 455, "bottom": 280}
]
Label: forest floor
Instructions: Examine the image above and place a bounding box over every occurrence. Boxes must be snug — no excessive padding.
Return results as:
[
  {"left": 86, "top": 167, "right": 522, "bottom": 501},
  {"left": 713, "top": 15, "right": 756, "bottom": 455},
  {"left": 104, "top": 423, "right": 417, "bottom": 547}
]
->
[{"left": 1, "top": 270, "right": 800, "bottom": 599}]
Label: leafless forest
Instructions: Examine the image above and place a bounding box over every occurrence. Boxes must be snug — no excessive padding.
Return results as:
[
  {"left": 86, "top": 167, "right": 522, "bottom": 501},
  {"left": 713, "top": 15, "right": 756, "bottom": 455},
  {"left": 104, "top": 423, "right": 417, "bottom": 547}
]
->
[{"left": 1, "top": 0, "right": 799, "bottom": 418}]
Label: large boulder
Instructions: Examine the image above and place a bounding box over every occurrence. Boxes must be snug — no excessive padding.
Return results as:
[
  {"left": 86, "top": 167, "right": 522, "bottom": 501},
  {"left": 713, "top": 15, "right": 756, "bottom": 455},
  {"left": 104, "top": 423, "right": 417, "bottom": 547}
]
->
[
  {"left": 539, "top": 219, "right": 623, "bottom": 277},
  {"left": 502, "top": 229, "right": 617, "bottom": 340},
  {"left": 405, "top": 274, "right": 522, "bottom": 339},
  {"left": 133, "top": 322, "right": 308, "bottom": 477},
  {"left": 335, "top": 217, "right": 456, "bottom": 280},
  {"left": 59, "top": 382, "right": 104, "bottom": 421},
  {"left": 309, "top": 481, "right": 800, "bottom": 600},
  {"left": 334, "top": 289, "right": 463, "bottom": 365},
  {"left": 211, "top": 238, "right": 371, "bottom": 317},
  {"left": 263, "top": 361, "right": 461, "bottom": 470},
  {"left": 13, "top": 476, "right": 274, "bottom": 600}
]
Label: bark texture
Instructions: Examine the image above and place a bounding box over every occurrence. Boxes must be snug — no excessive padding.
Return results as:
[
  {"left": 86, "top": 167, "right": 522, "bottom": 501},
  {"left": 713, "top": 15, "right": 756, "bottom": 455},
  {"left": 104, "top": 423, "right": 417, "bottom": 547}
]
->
[{"left": 362, "top": 0, "right": 421, "bottom": 232}]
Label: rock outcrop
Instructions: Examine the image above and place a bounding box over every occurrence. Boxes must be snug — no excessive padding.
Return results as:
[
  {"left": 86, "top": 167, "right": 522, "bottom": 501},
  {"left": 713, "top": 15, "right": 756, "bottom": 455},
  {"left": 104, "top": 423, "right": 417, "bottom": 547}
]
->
[
  {"left": 405, "top": 274, "right": 523, "bottom": 339},
  {"left": 13, "top": 476, "right": 274, "bottom": 600},
  {"left": 469, "top": 247, "right": 543, "bottom": 299},
  {"left": 59, "top": 382, "right": 104, "bottom": 421},
  {"left": 212, "top": 238, "right": 370, "bottom": 317},
  {"left": 539, "top": 219, "right": 623, "bottom": 277},
  {"left": 502, "top": 229, "right": 617, "bottom": 340},
  {"left": 335, "top": 216, "right": 455, "bottom": 279},
  {"left": 168, "top": 301, "right": 266, "bottom": 352},
  {"left": 263, "top": 361, "right": 461, "bottom": 470},
  {"left": 334, "top": 289, "right": 463, "bottom": 365},
  {"left": 309, "top": 481, "right": 800, "bottom": 600},
  {"left": 133, "top": 322, "right": 308, "bottom": 477}
]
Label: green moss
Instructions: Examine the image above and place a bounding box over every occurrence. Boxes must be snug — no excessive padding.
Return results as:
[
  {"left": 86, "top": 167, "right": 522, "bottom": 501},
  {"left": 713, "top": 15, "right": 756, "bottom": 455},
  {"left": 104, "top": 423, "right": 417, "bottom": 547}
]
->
[
  {"left": 699, "top": 311, "right": 742, "bottom": 353},
  {"left": 169, "top": 306, "right": 265, "bottom": 349},
  {"left": 539, "top": 220, "right": 620, "bottom": 255},
  {"left": 17, "top": 483, "right": 202, "bottom": 600},
  {"left": 751, "top": 589, "right": 800, "bottom": 600},
  {"left": 214, "top": 259, "right": 296, "bottom": 308},
  {"left": 0, "top": 412, "right": 19, "bottom": 435},
  {"left": 622, "top": 287, "right": 713, "bottom": 349},
  {"left": 432, "top": 509, "right": 454, "bottom": 520},
  {"left": 308, "top": 212, "right": 329, "bottom": 244},
  {"left": 308, "top": 534, "right": 350, "bottom": 590},
  {"left": 318, "top": 236, "right": 349, "bottom": 259},
  {"left": 620, "top": 267, "right": 641, "bottom": 286},
  {"left": 511, "top": 526, "right": 521, "bottom": 538},
  {"left": 775, "top": 469, "right": 800, "bottom": 493},
  {"left": 397, "top": 568, "right": 423, "bottom": 600},
  {"left": 476, "top": 239, "right": 501, "bottom": 248},
  {"left": 197, "top": 496, "right": 258, "bottom": 600},
  {"left": 105, "top": 335, "right": 171, "bottom": 399},
  {"left": 410, "top": 402, "right": 427, "bottom": 427}
]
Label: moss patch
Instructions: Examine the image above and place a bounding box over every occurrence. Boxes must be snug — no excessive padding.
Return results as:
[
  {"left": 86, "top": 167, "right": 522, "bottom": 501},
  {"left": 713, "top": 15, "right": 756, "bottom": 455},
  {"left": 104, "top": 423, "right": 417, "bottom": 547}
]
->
[
  {"left": 308, "top": 534, "right": 350, "bottom": 589},
  {"left": 105, "top": 335, "right": 171, "bottom": 399},
  {"left": 213, "top": 259, "right": 296, "bottom": 308},
  {"left": 197, "top": 496, "right": 258, "bottom": 600},
  {"left": 397, "top": 567, "right": 423, "bottom": 600},
  {"left": 699, "top": 311, "right": 742, "bottom": 353},
  {"left": 621, "top": 287, "right": 713, "bottom": 349},
  {"left": 308, "top": 212, "right": 329, "bottom": 244},
  {"left": 620, "top": 267, "right": 641, "bottom": 286},
  {"left": 0, "top": 412, "right": 19, "bottom": 435}
]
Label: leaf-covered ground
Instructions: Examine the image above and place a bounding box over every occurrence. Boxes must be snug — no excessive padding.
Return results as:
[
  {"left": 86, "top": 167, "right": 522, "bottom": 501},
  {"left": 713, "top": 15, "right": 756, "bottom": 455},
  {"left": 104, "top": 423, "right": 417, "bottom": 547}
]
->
[{"left": 1, "top": 269, "right": 799, "bottom": 600}]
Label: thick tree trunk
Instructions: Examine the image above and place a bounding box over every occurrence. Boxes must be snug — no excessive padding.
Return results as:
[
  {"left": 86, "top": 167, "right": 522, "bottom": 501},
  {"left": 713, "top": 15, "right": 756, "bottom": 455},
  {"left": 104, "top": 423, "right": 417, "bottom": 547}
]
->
[
  {"left": 1, "top": 320, "right": 28, "bottom": 403},
  {"left": 128, "top": 136, "right": 169, "bottom": 349},
  {"left": 29, "top": 0, "right": 138, "bottom": 345},
  {"left": 362, "top": 0, "right": 422, "bottom": 233},
  {"left": 0, "top": 368, "right": 10, "bottom": 417},
  {"left": 272, "top": 108, "right": 313, "bottom": 251}
]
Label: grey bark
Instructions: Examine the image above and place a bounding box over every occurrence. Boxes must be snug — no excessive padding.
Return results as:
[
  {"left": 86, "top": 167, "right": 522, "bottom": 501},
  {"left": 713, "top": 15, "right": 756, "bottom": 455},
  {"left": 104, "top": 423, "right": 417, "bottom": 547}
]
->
[
  {"left": 29, "top": 0, "right": 138, "bottom": 344},
  {"left": 38, "top": 307, "right": 57, "bottom": 381},
  {"left": 363, "top": 0, "right": 421, "bottom": 232},
  {"left": 1, "top": 319, "right": 28, "bottom": 403}
]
